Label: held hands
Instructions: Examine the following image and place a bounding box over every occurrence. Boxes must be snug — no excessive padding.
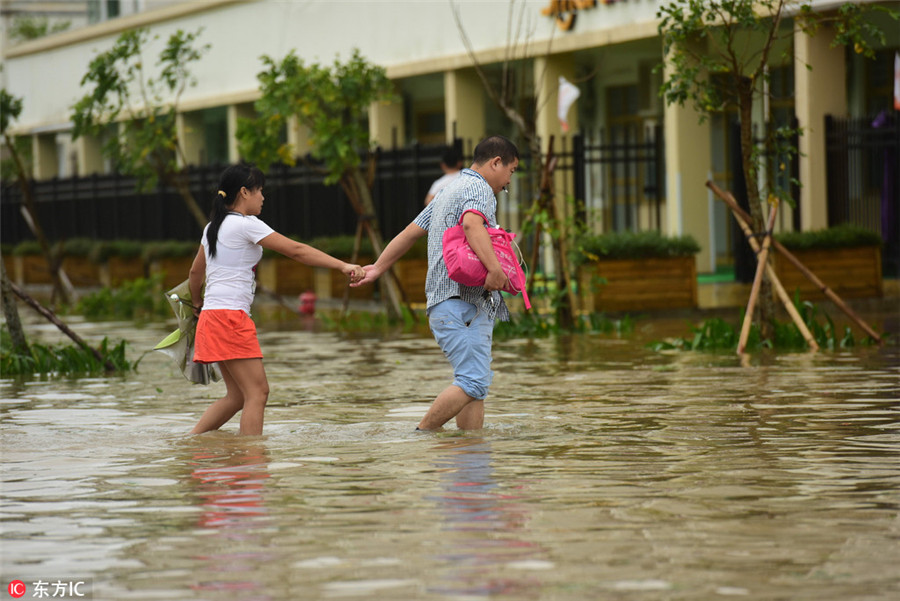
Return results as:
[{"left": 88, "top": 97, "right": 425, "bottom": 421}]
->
[
  {"left": 342, "top": 263, "right": 366, "bottom": 283},
  {"left": 350, "top": 264, "right": 381, "bottom": 288}
]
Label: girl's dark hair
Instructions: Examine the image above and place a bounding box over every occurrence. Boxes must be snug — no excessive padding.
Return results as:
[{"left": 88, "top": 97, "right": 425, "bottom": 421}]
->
[{"left": 206, "top": 164, "right": 265, "bottom": 258}]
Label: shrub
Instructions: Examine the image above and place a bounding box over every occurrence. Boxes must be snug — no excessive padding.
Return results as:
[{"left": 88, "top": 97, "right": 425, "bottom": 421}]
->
[
  {"left": 89, "top": 239, "right": 143, "bottom": 263},
  {"left": 12, "top": 240, "right": 42, "bottom": 256},
  {"left": 142, "top": 240, "right": 198, "bottom": 261},
  {"left": 61, "top": 237, "right": 96, "bottom": 257},
  {"left": 775, "top": 223, "right": 882, "bottom": 250},
  {"left": 308, "top": 235, "right": 375, "bottom": 258},
  {"left": 574, "top": 230, "right": 700, "bottom": 264}
]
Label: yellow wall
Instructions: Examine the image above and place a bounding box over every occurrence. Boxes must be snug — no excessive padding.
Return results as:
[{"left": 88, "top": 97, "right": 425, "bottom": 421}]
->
[
  {"left": 443, "top": 68, "right": 485, "bottom": 144},
  {"left": 795, "top": 24, "right": 847, "bottom": 231},
  {"left": 664, "top": 94, "right": 713, "bottom": 274},
  {"left": 369, "top": 94, "right": 405, "bottom": 149}
]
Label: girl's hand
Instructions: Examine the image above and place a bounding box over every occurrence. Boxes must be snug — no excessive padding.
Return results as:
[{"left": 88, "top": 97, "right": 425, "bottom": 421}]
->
[
  {"left": 350, "top": 265, "right": 381, "bottom": 287},
  {"left": 343, "top": 263, "right": 365, "bottom": 283}
]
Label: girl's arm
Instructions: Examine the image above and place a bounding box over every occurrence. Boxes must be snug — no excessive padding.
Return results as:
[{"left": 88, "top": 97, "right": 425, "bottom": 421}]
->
[
  {"left": 258, "top": 232, "right": 364, "bottom": 280},
  {"left": 188, "top": 246, "right": 205, "bottom": 315}
]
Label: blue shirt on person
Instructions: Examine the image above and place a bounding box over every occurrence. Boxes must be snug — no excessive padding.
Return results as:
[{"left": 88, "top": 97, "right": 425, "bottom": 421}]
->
[{"left": 413, "top": 168, "right": 510, "bottom": 321}]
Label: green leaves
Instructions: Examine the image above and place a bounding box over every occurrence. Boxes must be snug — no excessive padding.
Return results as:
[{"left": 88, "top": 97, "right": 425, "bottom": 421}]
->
[
  {"left": 237, "top": 48, "right": 396, "bottom": 180},
  {"left": 0, "top": 88, "right": 23, "bottom": 135},
  {"left": 70, "top": 27, "right": 208, "bottom": 193}
]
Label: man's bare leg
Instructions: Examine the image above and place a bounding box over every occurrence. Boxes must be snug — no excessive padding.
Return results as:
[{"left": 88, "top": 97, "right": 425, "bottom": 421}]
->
[
  {"left": 455, "top": 400, "right": 484, "bottom": 430},
  {"left": 418, "top": 385, "right": 474, "bottom": 431}
]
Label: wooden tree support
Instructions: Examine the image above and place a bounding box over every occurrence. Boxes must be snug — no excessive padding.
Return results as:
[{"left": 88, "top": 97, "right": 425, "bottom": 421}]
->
[
  {"left": 8, "top": 281, "right": 117, "bottom": 372},
  {"left": 728, "top": 199, "right": 819, "bottom": 352},
  {"left": 737, "top": 202, "right": 778, "bottom": 353},
  {"left": 706, "top": 181, "right": 882, "bottom": 345}
]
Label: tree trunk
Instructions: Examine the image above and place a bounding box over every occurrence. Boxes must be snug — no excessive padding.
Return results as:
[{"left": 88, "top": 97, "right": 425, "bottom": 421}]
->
[
  {"left": 4, "top": 133, "right": 75, "bottom": 306},
  {"left": 737, "top": 80, "right": 775, "bottom": 341},
  {"left": 169, "top": 170, "right": 208, "bottom": 229},
  {"left": 343, "top": 168, "right": 406, "bottom": 320},
  {"left": 538, "top": 137, "right": 576, "bottom": 329},
  {"left": 1, "top": 251, "right": 29, "bottom": 355}
]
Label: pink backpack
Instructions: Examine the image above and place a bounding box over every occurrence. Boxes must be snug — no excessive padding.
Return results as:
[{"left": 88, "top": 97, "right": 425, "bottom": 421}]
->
[{"left": 442, "top": 209, "right": 531, "bottom": 310}]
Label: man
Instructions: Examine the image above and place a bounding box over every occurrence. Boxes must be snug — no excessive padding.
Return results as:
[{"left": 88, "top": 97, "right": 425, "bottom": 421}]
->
[
  {"left": 424, "top": 147, "right": 462, "bottom": 205},
  {"left": 353, "top": 135, "right": 519, "bottom": 430}
]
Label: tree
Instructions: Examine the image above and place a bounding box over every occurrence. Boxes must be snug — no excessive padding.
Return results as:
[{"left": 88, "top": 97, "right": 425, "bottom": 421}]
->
[
  {"left": 236, "top": 49, "right": 407, "bottom": 318},
  {"left": 71, "top": 27, "right": 210, "bottom": 228},
  {"left": 657, "top": 0, "right": 894, "bottom": 339},
  {"left": 1, "top": 88, "right": 75, "bottom": 306},
  {"left": 452, "top": 1, "right": 580, "bottom": 328},
  {"left": 8, "top": 16, "right": 70, "bottom": 43}
]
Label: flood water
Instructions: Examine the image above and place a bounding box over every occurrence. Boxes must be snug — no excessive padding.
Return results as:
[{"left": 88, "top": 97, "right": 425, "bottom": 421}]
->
[{"left": 2, "top": 307, "right": 899, "bottom": 600}]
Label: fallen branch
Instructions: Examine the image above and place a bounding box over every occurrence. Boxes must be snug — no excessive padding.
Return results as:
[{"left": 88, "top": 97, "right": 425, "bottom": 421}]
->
[{"left": 8, "top": 281, "right": 116, "bottom": 371}]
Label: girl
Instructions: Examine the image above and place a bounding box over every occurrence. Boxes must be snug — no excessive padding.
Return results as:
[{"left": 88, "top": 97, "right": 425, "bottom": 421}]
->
[{"left": 189, "top": 164, "right": 364, "bottom": 435}]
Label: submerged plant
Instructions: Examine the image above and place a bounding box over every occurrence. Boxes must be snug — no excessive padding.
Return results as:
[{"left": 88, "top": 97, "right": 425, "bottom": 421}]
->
[
  {"left": 495, "top": 308, "right": 634, "bottom": 340},
  {"left": 649, "top": 298, "right": 880, "bottom": 352},
  {"left": 1, "top": 329, "right": 134, "bottom": 375}
]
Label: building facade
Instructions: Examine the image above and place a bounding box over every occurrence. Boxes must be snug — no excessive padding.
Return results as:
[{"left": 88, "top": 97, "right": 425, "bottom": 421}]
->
[{"left": 2, "top": 0, "right": 897, "bottom": 275}]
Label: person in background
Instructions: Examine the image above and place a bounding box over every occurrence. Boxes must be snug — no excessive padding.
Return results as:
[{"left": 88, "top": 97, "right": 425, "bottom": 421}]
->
[
  {"left": 188, "top": 163, "right": 364, "bottom": 436},
  {"left": 353, "top": 136, "right": 519, "bottom": 431},
  {"left": 424, "top": 147, "right": 463, "bottom": 205}
]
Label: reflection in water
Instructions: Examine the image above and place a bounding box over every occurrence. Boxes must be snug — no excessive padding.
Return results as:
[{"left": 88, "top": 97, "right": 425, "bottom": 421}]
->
[
  {"left": 428, "top": 437, "right": 546, "bottom": 598},
  {"left": 183, "top": 436, "right": 272, "bottom": 600}
]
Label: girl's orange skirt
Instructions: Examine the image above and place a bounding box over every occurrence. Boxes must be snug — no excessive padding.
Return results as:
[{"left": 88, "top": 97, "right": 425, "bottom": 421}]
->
[{"left": 193, "top": 309, "right": 263, "bottom": 363}]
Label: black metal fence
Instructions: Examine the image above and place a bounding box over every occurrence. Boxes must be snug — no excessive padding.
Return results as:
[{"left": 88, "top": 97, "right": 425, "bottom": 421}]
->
[
  {"left": 1, "top": 143, "right": 455, "bottom": 246},
  {"left": 825, "top": 113, "right": 899, "bottom": 276},
  {"left": 545, "top": 126, "right": 665, "bottom": 233}
]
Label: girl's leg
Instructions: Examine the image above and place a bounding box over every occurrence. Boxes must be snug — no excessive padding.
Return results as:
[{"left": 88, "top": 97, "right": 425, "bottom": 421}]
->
[
  {"left": 221, "top": 358, "right": 269, "bottom": 436},
  {"left": 190, "top": 362, "right": 244, "bottom": 434}
]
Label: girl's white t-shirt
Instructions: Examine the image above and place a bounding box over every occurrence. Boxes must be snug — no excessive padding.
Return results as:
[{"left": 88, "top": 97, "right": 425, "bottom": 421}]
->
[{"left": 200, "top": 214, "right": 274, "bottom": 314}]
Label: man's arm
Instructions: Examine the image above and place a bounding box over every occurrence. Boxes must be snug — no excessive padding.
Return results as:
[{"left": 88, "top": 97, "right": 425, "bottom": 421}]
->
[
  {"left": 461, "top": 211, "right": 508, "bottom": 291},
  {"left": 351, "top": 222, "right": 427, "bottom": 287}
]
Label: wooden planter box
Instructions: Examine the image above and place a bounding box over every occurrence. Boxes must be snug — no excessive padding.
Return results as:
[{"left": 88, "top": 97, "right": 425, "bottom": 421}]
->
[
  {"left": 394, "top": 258, "right": 428, "bottom": 303},
  {"left": 256, "top": 257, "right": 315, "bottom": 296},
  {"left": 62, "top": 256, "right": 102, "bottom": 287},
  {"left": 149, "top": 257, "right": 195, "bottom": 290},
  {"left": 100, "top": 257, "right": 146, "bottom": 287},
  {"left": 13, "top": 255, "right": 53, "bottom": 285},
  {"left": 313, "top": 256, "right": 375, "bottom": 301},
  {"left": 579, "top": 256, "right": 698, "bottom": 312},
  {"left": 772, "top": 245, "right": 882, "bottom": 299}
]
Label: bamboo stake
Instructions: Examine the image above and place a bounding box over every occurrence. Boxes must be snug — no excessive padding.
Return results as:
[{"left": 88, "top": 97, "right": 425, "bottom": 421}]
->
[
  {"left": 728, "top": 205, "right": 819, "bottom": 351},
  {"left": 706, "top": 181, "right": 882, "bottom": 344},
  {"left": 737, "top": 202, "right": 778, "bottom": 354}
]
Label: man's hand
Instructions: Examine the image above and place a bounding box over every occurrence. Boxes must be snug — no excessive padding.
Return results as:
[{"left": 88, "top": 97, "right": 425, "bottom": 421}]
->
[
  {"left": 484, "top": 268, "right": 509, "bottom": 292},
  {"left": 350, "top": 264, "right": 382, "bottom": 287}
]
